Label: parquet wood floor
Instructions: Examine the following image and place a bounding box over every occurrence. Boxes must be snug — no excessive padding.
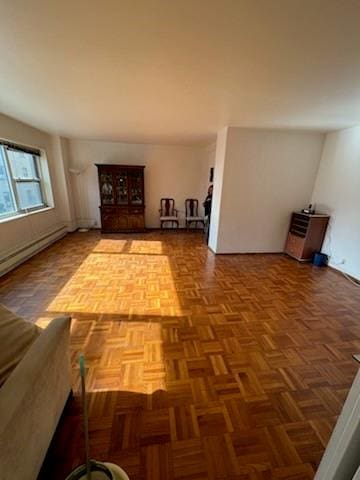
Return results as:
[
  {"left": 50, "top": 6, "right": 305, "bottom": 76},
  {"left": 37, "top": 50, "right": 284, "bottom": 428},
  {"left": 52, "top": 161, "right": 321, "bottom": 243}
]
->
[{"left": 0, "top": 231, "right": 359, "bottom": 479}]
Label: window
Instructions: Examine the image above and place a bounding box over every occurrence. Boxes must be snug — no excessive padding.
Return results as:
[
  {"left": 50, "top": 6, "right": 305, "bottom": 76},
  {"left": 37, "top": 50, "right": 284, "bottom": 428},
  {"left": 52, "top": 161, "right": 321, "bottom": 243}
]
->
[{"left": 0, "top": 142, "right": 49, "bottom": 219}]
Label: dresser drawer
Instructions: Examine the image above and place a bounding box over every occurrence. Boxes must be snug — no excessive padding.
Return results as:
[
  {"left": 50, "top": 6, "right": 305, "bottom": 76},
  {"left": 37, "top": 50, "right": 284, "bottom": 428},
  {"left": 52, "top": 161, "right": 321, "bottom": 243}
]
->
[
  {"left": 129, "top": 207, "right": 144, "bottom": 215},
  {"left": 285, "top": 232, "right": 305, "bottom": 260},
  {"left": 100, "top": 206, "right": 116, "bottom": 215}
]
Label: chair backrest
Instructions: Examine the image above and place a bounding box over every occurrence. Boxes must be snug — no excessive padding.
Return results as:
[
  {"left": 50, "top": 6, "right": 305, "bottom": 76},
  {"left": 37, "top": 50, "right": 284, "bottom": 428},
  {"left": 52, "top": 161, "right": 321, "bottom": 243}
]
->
[
  {"left": 160, "top": 198, "right": 176, "bottom": 216},
  {"left": 185, "top": 198, "right": 199, "bottom": 217}
]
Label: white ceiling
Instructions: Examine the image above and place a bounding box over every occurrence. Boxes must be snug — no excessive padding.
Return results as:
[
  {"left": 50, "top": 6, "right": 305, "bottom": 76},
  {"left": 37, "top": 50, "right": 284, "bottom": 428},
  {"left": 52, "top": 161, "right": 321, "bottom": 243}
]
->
[{"left": 1, "top": 0, "right": 360, "bottom": 144}]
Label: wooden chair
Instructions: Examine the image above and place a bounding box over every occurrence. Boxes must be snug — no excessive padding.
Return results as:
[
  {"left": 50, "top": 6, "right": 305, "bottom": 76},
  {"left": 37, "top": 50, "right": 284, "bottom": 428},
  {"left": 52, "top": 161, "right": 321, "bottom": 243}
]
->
[
  {"left": 185, "top": 198, "right": 204, "bottom": 229},
  {"left": 159, "top": 198, "right": 179, "bottom": 229}
]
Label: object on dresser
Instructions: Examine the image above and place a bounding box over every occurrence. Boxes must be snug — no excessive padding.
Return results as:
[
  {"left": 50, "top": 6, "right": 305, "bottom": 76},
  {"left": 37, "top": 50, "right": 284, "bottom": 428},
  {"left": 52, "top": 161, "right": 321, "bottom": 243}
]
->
[
  {"left": 284, "top": 212, "right": 330, "bottom": 261},
  {"left": 96, "top": 164, "right": 145, "bottom": 233},
  {"left": 301, "top": 203, "right": 315, "bottom": 214}
]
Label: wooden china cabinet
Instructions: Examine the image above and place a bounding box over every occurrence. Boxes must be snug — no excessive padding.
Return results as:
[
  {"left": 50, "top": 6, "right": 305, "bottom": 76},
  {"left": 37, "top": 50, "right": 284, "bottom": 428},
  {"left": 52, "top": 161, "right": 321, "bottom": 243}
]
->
[{"left": 96, "top": 164, "right": 145, "bottom": 233}]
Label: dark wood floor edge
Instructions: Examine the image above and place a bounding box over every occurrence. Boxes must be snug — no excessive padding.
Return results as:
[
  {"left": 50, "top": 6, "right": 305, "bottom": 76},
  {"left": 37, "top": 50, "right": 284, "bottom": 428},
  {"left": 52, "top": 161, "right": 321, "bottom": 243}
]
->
[
  {"left": 206, "top": 242, "right": 286, "bottom": 256},
  {"left": 94, "top": 227, "right": 205, "bottom": 232},
  {"left": 142, "top": 227, "right": 204, "bottom": 231},
  {"left": 212, "top": 250, "right": 286, "bottom": 256}
]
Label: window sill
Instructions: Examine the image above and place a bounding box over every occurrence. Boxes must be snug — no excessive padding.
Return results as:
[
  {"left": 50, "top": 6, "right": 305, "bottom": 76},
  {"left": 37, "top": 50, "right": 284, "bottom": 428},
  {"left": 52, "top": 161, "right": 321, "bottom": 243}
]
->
[{"left": 0, "top": 206, "right": 54, "bottom": 225}]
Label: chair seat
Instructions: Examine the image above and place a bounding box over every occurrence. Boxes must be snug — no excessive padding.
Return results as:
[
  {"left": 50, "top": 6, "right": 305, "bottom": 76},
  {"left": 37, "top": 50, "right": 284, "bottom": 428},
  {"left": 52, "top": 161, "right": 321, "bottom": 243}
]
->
[
  {"left": 160, "top": 216, "right": 178, "bottom": 221},
  {"left": 186, "top": 216, "right": 204, "bottom": 221}
]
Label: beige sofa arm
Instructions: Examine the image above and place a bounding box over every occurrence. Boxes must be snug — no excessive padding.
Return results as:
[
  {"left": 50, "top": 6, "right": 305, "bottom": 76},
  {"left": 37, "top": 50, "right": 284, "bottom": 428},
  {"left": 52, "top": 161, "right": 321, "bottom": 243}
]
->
[{"left": 0, "top": 316, "right": 72, "bottom": 480}]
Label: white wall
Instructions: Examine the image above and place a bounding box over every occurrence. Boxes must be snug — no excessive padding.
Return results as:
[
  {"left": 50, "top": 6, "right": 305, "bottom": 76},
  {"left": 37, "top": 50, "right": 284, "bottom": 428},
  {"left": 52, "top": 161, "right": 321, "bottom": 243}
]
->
[
  {"left": 209, "top": 128, "right": 228, "bottom": 251},
  {"left": 0, "top": 114, "right": 72, "bottom": 275},
  {"left": 311, "top": 126, "right": 360, "bottom": 280},
  {"left": 209, "top": 127, "right": 325, "bottom": 253},
  {"left": 67, "top": 139, "right": 210, "bottom": 228}
]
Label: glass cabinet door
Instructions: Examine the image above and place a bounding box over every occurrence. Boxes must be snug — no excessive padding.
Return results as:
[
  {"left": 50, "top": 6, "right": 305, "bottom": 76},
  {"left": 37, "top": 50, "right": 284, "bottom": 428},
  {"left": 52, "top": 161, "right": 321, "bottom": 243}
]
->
[
  {"left": 115, "top": 171, "right": 128, "bottom": 205},
  {"left": 129, "top": 170, "right": 143, "bottom": 205},
  {"left": 100, "top": 172, "right": 114, "bottom": 205}
]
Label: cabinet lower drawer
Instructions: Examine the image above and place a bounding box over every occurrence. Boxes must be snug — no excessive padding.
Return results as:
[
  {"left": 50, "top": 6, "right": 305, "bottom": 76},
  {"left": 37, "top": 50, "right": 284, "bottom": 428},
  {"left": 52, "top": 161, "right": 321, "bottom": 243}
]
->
[
  {"left": 129, "top": 207, "right": 144, "bottom": 215},
  {"left": 100, "top": 209, "right": 145, "bottom": 232}
]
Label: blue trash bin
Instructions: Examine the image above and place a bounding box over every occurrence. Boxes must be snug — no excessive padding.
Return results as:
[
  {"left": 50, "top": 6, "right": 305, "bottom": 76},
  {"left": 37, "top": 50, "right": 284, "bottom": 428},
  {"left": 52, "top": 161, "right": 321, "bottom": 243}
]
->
[{"left": 313, "top": 252, "right": 328, "bottom": 267}]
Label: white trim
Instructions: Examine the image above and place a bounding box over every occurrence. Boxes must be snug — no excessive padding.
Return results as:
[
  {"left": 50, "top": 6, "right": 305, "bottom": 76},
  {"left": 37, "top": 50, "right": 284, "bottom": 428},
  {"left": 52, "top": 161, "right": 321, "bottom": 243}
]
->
[
  {"left": 0, "top": 206, "right": 54, "bottom": 224},
  {"left": 328, "top": 261, "right": 360, "bottom": 282}
]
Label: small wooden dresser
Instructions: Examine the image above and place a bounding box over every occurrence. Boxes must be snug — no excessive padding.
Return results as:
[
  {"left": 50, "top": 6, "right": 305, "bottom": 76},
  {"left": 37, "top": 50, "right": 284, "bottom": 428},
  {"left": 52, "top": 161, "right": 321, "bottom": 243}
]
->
[
  {"left": 96, "top": 164, "right": 145, "bottom": 233},
  {"left": 284, "top": 212, "right": 329, "bottom": 261}
]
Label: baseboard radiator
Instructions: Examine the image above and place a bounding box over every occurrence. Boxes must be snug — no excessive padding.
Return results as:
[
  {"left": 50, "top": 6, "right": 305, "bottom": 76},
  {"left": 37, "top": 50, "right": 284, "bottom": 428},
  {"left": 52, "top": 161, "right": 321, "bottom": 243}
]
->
[{"left": 0, "top": 226, "right": 67, "bottom": 277}]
